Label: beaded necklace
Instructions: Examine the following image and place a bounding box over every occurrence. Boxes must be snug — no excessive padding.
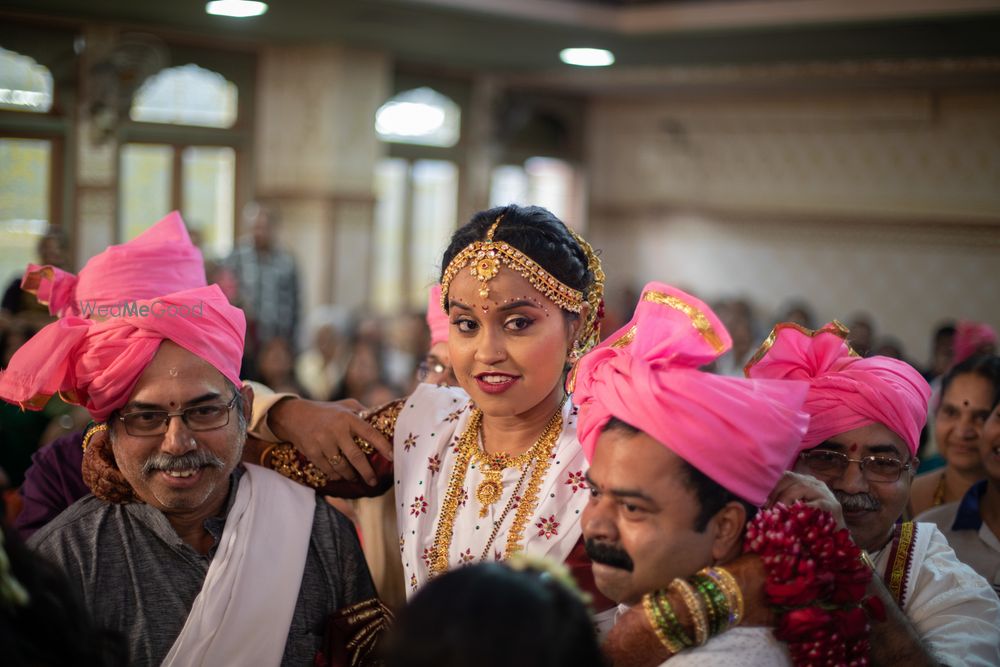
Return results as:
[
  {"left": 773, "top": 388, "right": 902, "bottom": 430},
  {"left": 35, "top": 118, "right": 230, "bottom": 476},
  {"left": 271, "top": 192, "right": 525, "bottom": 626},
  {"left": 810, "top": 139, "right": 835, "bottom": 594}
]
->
[{"left": 427, "top": 402, "right": 564, "bottom": 577}]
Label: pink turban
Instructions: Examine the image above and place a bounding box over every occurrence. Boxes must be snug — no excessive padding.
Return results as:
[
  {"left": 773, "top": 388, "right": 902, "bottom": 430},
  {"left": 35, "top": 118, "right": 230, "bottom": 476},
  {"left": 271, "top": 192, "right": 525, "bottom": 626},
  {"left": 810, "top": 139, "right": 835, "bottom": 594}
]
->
[
  {"left": 426, "top": 284, "right": 449, "bottom": 346},
  {"left": 745, "top": 322, "right": 930, "bottom": 455},
  {"left": 21, "top": 211, "right": 206, "bottom": 318},
  {"left": 0, "top": 285, "right": 245, "bottom": 421},
  {"left": 953, "top": 321, "right": 998, "bottom": 367},
  {"left": 574, "top": 283, "right": 810, "bottom": 506}
]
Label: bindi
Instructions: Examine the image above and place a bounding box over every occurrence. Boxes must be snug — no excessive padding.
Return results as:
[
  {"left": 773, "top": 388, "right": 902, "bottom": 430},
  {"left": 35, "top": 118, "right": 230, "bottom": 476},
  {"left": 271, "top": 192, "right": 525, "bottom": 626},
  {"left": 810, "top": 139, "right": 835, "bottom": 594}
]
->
[{"left": 849, "top": 443, "right": 859, "bottom": 453}]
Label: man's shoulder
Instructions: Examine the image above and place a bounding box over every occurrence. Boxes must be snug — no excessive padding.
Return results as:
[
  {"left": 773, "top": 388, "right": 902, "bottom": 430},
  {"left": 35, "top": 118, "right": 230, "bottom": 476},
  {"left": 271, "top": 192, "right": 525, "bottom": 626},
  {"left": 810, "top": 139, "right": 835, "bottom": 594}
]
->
[{"left": 28, "top": 495, "right": 116, "bottom": 552}]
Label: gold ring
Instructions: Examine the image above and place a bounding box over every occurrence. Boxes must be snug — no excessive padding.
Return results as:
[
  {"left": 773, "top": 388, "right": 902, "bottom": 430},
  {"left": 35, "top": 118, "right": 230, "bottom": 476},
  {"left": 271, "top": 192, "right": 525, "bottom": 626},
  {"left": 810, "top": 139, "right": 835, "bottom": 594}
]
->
[{"left": 327, "top": 452, "right": 343, "bottom": 466}]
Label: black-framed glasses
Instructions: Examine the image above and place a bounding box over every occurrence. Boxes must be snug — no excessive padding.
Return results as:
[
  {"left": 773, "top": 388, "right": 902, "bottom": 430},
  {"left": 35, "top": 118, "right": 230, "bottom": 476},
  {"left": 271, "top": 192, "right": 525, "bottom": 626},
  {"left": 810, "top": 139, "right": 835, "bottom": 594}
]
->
[
  {"left": 798, "top": 449, "right": 914, "bottom": 483},
  {"left": 118, "top": 394, "right": 239, "bottom": 437}
]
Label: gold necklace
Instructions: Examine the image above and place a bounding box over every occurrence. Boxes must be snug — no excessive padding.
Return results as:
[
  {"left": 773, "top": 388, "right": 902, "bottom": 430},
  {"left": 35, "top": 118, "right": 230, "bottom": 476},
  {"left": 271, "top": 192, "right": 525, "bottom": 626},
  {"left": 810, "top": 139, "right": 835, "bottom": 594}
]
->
[
  {"left": 428, "top": 401, "right": 564, "bottom": 577},
  {"left": 472, "top": 424, "right": 553, "bottom": 517}
]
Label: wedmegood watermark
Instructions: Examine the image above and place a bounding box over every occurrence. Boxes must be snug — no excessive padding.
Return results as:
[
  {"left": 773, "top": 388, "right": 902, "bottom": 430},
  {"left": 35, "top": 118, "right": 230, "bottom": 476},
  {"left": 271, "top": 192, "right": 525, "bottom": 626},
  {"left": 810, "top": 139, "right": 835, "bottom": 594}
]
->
[{"left": 78, "top": 300, "right": 205, "bottom": 318}]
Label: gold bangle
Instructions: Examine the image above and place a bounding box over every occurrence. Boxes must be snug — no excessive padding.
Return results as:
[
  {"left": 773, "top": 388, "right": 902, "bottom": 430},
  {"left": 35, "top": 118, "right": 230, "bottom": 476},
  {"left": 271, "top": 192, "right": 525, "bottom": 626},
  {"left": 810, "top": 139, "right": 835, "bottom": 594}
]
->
[
  {"left": 706, "top": 566, "right": 744, "bottom": 628},
  {"left": 670, "top": 578, "right": 709, "bottom": 646},
  {"left": 259, "top": 443, "right": 278, "bottom": 467},
  {"left": 81, "top": 423, "right": 108, "bottom": 453}
]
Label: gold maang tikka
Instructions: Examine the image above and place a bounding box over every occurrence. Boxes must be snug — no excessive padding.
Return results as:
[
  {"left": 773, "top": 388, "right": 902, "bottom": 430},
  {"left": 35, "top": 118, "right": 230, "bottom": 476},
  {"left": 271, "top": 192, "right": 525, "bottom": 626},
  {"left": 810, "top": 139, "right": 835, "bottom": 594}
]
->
[{"left": 440, "top": 215, "right": 584, "bottom": 312}]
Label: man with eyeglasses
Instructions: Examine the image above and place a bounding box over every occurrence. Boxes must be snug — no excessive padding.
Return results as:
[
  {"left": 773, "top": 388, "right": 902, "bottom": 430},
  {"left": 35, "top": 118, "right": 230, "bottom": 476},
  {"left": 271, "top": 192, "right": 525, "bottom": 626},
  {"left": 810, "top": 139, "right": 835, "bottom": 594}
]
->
[
  {"left": 417, "top": 284, "right": 457, "bottom": 386},
  {"left": 747, "top": 322, "right": 1000, "bottom": 667},
  {"left": 2, "top": 284, "right": 382, "bottom": 666}
]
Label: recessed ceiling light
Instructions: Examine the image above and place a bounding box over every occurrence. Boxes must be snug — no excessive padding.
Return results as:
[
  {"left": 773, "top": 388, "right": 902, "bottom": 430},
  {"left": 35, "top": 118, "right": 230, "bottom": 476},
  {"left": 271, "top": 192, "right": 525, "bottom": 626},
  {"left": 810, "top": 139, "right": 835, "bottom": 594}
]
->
[
  {"left": 206, "top": 1, "right": 268, "bottom": 18},
  {"left": 559, "top": 48, "right": 615, "bottom": 67}
]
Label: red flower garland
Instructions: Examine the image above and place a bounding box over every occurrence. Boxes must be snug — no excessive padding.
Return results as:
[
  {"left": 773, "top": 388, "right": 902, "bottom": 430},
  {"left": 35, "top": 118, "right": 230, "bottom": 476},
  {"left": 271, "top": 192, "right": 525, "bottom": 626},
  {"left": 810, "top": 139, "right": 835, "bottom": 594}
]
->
[{"left": 745, "top": 501, "right": 875, "bottom": 667}]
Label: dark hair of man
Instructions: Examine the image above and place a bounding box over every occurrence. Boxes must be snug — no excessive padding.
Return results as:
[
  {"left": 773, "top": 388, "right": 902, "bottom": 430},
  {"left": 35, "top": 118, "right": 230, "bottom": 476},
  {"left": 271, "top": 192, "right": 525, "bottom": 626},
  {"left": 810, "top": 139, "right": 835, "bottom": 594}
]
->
[
  {"left": 604, "top": 417, "right": 757, "bottom": 532},
  {"left": 381, "top": 562, "right": 607, "bottom": 667},
  {"left": 439, "top": 205, "right": 595, "bottom": 319},
  {"left": 940, "top": 354, "right": 1000, "bottom": 411}
]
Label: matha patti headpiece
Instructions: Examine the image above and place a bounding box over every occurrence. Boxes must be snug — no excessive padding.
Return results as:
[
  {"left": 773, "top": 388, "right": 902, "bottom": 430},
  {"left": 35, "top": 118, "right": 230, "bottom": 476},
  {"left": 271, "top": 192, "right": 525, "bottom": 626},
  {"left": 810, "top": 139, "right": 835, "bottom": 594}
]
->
[
  {"left": 440, "top": 213, "right": 605, "bottom": 359},
  {"left": 441, "top": 215, "right": 582, "bottom": 310}
]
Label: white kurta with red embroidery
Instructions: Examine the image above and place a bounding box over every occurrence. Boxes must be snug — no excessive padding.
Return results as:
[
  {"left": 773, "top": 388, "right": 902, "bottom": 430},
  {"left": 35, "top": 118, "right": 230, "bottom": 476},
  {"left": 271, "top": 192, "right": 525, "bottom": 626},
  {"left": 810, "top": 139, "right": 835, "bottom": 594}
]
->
[{"left": 394, "top": 383, "right": 589, "bottom": 596}]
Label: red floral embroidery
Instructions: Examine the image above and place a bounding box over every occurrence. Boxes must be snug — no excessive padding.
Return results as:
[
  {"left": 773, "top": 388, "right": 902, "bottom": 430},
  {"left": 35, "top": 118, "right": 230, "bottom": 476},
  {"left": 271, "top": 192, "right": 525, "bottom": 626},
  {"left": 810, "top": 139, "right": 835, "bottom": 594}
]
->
[
  {"left": 536, "top": 515, "right": 560, "bottom": 539},
  {"left": 427, "top": 454, "right": 442, "bottom": 475},
  {"left": 398, "top": 534, "right": 405, "bottom": 553},
  {"left": 458, "top": 487, "right": 468, "bottom": 508},
  {"left": 458, "top": 548, "right": 474, "bottom": 565},
  {"left": 409, "top": 573, "right": 418, "bottom": 590},
  {"left": 403, "top": 433, "right": 417, "bottom": 452},
  {"left": 445, "top": 410, "right": 462, "bottom": 423},
  {"left": 410, "top": 495, "right": 428, "bottom": 516},
  {"left": 565, "top": 470, "right": 586, "bottom": 493},
  {"left": 494, "top": 550, "right": 503, "bottom": 561},
  {"left": 421, "top": 547, "right": 434, "bottom": 568}
]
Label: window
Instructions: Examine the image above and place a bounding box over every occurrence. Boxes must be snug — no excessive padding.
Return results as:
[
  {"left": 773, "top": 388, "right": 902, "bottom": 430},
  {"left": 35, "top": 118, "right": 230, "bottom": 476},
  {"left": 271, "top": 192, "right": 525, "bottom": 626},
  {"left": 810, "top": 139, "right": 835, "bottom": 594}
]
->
[
  {"left": 0, "top": 138, "right": 53, "bottom": 287},
  {"left": 119, "top": 143, "right": 235, "bottom": 256},
  {"left": 130, "top": 64, "right": 237, "bottom": 128},
  {"left": 375, "top": 87, "right": 460, "bottom": 148},
  {"left": 0, "top": 47, "right": 53, "bottom": 113},
  {"left": 489, "top": 157, "right": 581, "bottom": 224},
  {"left": 373, "top": 158, "right": 458, "bottom": 311},
  {"left": 119, "top": 63, "right": 240, "bottom": 254}
]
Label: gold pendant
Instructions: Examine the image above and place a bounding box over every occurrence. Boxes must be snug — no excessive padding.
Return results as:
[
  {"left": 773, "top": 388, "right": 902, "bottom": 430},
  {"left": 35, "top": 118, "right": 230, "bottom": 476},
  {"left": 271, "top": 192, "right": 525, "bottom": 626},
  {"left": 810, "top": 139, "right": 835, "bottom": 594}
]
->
[{"left": 476, "top": 468, "right": 504, "bottom": 517}]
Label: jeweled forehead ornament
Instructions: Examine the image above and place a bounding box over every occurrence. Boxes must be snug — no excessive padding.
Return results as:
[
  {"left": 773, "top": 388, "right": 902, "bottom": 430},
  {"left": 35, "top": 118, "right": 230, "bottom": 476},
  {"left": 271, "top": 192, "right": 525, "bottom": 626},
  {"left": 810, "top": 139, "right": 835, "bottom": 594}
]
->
[{"left": 440, "top": 215, "right": 584, "bottom": 312}]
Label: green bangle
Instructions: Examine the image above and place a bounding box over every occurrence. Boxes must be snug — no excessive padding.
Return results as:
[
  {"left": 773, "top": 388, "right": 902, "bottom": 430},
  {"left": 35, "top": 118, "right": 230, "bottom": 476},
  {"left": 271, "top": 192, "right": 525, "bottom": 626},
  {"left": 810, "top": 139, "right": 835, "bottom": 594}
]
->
[
  {"left": 654, "top": 589, "right": 694, "bottom": 649},
  {"left": 693, "top": 574, "right": 729, "bottom": 636}
]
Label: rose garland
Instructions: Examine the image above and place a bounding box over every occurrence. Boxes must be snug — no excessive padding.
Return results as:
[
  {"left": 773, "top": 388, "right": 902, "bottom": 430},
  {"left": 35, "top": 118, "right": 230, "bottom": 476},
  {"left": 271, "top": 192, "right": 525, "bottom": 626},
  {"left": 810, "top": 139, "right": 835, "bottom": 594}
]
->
[{"left": 745, "top": 501, "right": 882, "bottom": 667}]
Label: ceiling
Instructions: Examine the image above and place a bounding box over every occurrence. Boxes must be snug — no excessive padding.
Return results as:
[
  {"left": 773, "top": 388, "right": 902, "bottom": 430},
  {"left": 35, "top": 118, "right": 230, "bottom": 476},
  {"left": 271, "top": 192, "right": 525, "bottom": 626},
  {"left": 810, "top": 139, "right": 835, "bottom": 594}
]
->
[{"left": 2, "top": 0, "right": 1000, "bottom": 74}]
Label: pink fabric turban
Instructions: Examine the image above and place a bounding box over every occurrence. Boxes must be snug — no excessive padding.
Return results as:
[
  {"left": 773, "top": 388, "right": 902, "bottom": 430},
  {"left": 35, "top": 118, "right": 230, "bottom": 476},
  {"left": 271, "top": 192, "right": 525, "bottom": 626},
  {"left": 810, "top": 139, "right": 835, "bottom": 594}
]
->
[
  {"left": 953, "top": 321, "right": 998, "bottom": 367},
  {"left": 22, "top": 211, "right": 207, "bottom": 318},
  {"left": 745, "top": 322, "right": 930, "bottom": 456},
  {"left": 0, "top": 285, "right": 245, "bottom": 421},
  {"left": 574, "top": 283, "right": 810, "bottom": 506},
  {"left": 426, "top": 284, "right": 449, "bottom": 346}
]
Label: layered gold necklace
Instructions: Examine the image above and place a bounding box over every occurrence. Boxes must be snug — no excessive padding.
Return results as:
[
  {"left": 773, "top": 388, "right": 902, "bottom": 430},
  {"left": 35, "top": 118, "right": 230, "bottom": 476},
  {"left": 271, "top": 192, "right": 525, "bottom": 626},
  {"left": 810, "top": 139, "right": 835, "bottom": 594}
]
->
[{"left": 427, "top": 401, "right": 564, "bottom": 577}]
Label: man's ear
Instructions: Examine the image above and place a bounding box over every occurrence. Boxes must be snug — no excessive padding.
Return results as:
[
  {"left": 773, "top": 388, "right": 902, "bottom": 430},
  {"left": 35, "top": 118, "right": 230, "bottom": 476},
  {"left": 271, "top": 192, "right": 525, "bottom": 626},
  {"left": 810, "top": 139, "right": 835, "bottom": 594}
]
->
[
  {"left": 240, "top": 382, "right": 254, "bottom": 427},
  {"left": 709, "top": 501, "right": 749, "bottom": 562}
]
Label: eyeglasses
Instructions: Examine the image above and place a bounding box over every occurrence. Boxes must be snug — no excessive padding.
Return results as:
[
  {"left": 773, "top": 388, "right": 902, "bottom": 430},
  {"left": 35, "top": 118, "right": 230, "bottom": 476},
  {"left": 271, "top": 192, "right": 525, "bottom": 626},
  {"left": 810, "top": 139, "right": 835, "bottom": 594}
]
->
[
  {"left": 798, "top": 449, "right": 914, "bottom": 483},
  {"left": 416, "top": 360, "right": 450, "bottom": 382},
  {"left": 118, "top": 394, "right": 239, "bottom": 437}
]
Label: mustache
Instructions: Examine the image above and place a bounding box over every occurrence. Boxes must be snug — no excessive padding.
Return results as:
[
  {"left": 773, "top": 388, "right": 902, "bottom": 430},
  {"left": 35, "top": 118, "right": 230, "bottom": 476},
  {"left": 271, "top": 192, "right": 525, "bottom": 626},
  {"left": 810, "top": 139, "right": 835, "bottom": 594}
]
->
[
  {"left": 142, "top": 450, "right": 225, "bottom": 475},
  {"left": 834, "top": 490, "right": 881, "bottom": 513},
  {"left": 585, "top": 538, "right": 634, "bottom": 572}
]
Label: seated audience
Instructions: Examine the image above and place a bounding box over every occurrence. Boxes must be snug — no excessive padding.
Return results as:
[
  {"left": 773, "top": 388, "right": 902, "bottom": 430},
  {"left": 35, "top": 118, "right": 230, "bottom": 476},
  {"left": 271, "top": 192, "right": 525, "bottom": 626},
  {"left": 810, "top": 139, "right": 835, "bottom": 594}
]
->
[
  {"left": 910, "top": 355, "right": 999, "bottom": 516},
  {"left": 917, "top": 355, "right": 1000, "bottom": 596}
]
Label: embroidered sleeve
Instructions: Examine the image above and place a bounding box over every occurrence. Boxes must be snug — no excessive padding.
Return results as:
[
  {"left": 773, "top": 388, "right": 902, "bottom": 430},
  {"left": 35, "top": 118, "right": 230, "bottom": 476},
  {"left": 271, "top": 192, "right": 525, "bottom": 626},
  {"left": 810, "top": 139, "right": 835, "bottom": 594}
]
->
[{"left": 265, "top": 399, "right": 403, "bottom": 498}]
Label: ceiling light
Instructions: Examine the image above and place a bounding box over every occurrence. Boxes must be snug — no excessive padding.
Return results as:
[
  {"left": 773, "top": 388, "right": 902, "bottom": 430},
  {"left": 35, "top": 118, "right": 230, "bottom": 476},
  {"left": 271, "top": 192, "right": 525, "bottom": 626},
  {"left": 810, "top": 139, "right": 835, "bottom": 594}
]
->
[
  {"left": 206, "top": 1, "right": 268, "bottom": 18},
  {"left": 559, "top": 48, "right": 615, "bottom": 67}
]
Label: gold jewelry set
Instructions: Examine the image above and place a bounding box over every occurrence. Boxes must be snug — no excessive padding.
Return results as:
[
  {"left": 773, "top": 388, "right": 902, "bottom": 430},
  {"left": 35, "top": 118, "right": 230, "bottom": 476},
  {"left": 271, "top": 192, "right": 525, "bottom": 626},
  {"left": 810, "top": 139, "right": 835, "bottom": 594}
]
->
[
  {"left": 439, "top": 214, "right": 605, "bottom": 361},
  {"left": 427, "top": 401, "right": 564, "bottom": 577},
  {"left": 642, "top": 566, "right": 744, "bottom": 656}
]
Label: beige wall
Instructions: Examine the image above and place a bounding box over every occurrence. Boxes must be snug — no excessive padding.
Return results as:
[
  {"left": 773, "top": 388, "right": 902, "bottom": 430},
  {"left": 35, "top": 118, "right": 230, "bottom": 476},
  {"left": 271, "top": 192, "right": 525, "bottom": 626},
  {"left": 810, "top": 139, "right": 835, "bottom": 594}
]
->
[{"left": 587, "top": 90, "right": 1000, "bottom": 361}]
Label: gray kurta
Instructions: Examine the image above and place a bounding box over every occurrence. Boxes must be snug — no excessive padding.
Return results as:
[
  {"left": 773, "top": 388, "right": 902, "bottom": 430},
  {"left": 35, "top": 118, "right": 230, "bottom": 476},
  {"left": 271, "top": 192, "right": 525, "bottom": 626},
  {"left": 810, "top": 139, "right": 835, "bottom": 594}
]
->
[{"left": 29, "top": 467, "right": 375, "bottom": 666}]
